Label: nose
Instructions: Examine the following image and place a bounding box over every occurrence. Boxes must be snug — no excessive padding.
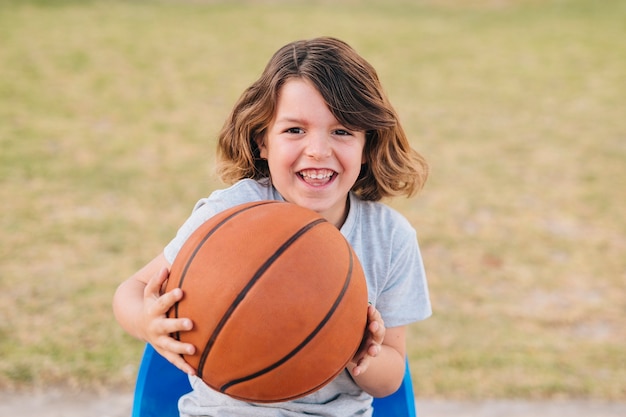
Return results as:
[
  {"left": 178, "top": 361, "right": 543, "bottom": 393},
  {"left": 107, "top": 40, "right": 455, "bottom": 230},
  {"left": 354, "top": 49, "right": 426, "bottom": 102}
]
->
[{"left": 305, "top": 132, "right": 332, "bottom": 160}]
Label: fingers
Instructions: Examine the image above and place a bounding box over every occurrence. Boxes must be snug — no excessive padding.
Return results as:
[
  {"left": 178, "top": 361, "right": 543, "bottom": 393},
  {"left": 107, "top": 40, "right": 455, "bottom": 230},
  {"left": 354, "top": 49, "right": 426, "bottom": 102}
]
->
[
  {"left": 137, "top": 266, "right": 198, "bottom": 376},
  {"left": 145, "top": 267, "right": 169, "bottom": 298},
  {"left": 154, "top": 344, "right": 197, "bottom": 376},
  {"left": 153, "top": 326, "right": 196, "bottom": 356},
  {"left": 144, "top": 297, "right": 194, "bottom": 351},
  {"left": 367, "top": 304, "right": 385, "bottom": 344},
  {"left": 351, "top": 305, "right": 386, "bottom": 376},
  {"left": 150, "top": 314, "right": 197, "bottom": 375},
  {"left": 142, "top": 266, "right": 196, "bottom": 354},
  {"left": 149, "top": 315, "right": 193, "bottom": 340},
  {"left": 169, "top": 354, "right": 197, "bottom": 376},
  {"left": 144, "top": 268, "right": 182, "bottom": 316},
  {"left": 148, "top": 313, "right": 197, "bottom": 376}
]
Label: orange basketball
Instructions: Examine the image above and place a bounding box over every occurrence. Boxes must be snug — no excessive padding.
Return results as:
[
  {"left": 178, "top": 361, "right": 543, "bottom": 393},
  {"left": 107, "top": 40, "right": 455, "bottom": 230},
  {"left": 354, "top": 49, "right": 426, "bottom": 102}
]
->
[{"left": 166, "top": 200, "right": 368, "bottom": 403}]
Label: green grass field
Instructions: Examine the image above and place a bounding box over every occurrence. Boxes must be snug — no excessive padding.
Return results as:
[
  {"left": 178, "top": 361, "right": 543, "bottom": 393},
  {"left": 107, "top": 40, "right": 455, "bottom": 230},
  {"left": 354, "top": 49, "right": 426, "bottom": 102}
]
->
[{"left": 1, "top": 0, "right": 624, "bottom": 399}]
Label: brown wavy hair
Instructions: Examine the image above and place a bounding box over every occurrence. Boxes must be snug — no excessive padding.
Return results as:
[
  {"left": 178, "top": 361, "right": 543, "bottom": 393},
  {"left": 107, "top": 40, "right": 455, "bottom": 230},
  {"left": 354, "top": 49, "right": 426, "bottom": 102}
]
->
[{"left": 216, "top": 37, "right": 428, "bottom": 201}]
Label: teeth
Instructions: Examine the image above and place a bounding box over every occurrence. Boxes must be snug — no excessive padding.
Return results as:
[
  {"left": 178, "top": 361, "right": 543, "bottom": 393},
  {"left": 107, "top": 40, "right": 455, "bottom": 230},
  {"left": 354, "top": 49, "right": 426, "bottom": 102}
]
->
[{"left": 300, "top": 170, "right": 334, "bottom": 180}]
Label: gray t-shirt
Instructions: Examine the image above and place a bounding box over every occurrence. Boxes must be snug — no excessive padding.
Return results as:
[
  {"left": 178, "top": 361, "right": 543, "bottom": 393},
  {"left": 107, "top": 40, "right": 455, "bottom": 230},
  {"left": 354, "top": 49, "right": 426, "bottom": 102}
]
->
[{"left": 164, "top": 179, "right": 431, "bottom": 417}]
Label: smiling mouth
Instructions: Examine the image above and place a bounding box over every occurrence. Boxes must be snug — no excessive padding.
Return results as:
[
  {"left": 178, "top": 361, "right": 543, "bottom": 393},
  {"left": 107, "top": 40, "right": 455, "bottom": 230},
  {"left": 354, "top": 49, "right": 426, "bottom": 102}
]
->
[{"left": 298, "top": 169, "right": 336, "bottom": 185}]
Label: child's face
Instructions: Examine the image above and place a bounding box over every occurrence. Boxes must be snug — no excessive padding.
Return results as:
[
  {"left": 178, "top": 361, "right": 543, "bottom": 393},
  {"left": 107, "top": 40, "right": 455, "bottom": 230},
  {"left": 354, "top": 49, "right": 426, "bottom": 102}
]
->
[{"left": 257, "top": 78, "right": 366, "bottom": 228}]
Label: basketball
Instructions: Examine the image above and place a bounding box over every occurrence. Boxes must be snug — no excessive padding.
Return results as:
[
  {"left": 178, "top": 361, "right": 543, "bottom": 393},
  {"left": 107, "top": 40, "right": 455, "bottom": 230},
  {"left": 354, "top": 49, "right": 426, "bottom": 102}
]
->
[{"left": 165, "top": 200, "right": 368, "bottom": 403}]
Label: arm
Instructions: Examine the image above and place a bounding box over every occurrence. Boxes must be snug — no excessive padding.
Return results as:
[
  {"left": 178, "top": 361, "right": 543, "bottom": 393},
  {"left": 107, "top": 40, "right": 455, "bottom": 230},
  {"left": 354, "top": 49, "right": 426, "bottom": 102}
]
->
[
  {"left": 112, "top": 252, "right": 197, "bottom": 375},
  {"left": 346, "top": 305, "right": 406, "bottom": 397}
]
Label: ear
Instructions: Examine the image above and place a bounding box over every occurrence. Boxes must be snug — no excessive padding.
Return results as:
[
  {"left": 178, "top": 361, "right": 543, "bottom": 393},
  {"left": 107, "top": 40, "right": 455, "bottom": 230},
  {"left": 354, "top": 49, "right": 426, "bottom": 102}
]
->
[{"left": 254, "top": 134, "right": 268, "bottom": 159}]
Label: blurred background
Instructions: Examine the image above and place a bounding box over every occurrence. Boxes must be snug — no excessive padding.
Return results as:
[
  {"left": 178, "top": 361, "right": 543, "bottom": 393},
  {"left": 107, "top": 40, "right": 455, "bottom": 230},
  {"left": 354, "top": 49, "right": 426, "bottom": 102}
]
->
[{"left": 1, "top": 0, "right": 624, "bottom": 403}]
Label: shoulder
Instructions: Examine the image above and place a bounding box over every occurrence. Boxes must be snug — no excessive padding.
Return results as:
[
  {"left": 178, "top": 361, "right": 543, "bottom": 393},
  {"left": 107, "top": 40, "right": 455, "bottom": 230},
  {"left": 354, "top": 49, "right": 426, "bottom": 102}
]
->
[
  {"left": 206, "top": 178, "right": 276, "bottom": 205},
  {"left": 348, "top": 196, "right": 416, "bottom": 240},
  {"left": 192, "top": 178, "right": 279, "bottom": 212},
  {"left": 343, "top": 195, "right": 419, "bottom": 263}
]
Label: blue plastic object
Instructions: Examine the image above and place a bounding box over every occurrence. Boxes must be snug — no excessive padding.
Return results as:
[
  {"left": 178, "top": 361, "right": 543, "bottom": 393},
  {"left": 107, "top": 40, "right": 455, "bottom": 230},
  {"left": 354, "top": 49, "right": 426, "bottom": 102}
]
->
[{"left": 132, "top": 344, "right": 417, "bottom": 417}]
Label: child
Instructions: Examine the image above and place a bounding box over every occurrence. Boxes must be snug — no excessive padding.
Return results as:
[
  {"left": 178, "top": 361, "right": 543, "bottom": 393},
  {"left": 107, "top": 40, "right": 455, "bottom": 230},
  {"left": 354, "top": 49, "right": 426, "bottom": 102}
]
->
[{"left": 113, "top": 37, "right": 431, "bottom": 417}]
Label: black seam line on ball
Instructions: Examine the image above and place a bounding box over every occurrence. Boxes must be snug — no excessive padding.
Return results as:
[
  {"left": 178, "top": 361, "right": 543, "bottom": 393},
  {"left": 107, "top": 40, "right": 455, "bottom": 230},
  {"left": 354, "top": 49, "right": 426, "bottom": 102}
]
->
[
  {"left": 197, "top": 217, "right": 328, "bottom": 379},
  {"left": 219, "top": 238, "right": 354, "bottom": 394},
  {"left": 172, "top": 201, "right": 274, "bottom": 340}
]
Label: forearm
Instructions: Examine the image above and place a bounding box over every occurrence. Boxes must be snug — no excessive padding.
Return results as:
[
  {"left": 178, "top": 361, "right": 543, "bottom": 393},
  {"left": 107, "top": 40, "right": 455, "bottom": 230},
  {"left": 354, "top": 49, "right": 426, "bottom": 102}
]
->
[
  {"left": 347, "top": 344, "right": 405, "bottom": 397},
  {"left": 113, "top": 278, "right": 148, "bottom": 341}
]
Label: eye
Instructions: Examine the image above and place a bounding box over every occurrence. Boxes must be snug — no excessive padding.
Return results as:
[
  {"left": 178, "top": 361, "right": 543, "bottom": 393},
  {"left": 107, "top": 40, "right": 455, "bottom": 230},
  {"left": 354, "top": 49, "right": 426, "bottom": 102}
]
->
[
  {"left": 285, "top": 127, "right": 304, "bottom": 134},
  {"left": 333, "top": 129, "right": 353, "bottom": 136}
]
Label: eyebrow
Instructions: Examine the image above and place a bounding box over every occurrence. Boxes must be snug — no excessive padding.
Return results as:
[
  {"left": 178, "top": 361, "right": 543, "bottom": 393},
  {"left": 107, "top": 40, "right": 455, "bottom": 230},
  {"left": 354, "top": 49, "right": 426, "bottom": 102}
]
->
[
  {"left": 274, "top": 117, "right": 307, "bottom": 125},
  {"left": 273, "top": 115, "right": 360, "bottom": 131}
]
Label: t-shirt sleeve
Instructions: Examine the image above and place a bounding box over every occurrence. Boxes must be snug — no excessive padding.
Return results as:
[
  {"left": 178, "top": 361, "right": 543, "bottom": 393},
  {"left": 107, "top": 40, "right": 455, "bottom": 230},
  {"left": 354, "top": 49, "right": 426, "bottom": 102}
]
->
[
  {"left": 376, "top": 226, "right": 431, "bottom": 328},
  {"left": 163, "top": 197, "right": 226, "bottom": 265}
]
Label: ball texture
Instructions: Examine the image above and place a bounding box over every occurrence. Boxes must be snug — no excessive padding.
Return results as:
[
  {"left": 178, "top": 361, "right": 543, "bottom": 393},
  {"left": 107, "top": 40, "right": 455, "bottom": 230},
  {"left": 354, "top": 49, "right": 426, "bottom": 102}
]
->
[{"left": 166, "top": 200, "right": 368, "bottom": 402}]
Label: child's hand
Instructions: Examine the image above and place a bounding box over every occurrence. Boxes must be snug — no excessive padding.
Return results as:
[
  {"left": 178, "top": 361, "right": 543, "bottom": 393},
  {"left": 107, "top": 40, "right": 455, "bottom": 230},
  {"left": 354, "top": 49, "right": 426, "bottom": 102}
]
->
[
  {"left": 350, "top": 304, "right": 385, "bottom": 377},
  {"left": 142, "top": 267, "right": 197, "bottom": 375}
]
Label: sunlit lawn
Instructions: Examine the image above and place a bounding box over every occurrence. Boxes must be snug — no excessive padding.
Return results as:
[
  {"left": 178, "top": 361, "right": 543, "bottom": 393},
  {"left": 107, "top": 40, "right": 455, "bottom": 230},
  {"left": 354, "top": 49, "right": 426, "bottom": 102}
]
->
[{"left": 1, "top": 0, "right": 624, "bottom": 399}]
